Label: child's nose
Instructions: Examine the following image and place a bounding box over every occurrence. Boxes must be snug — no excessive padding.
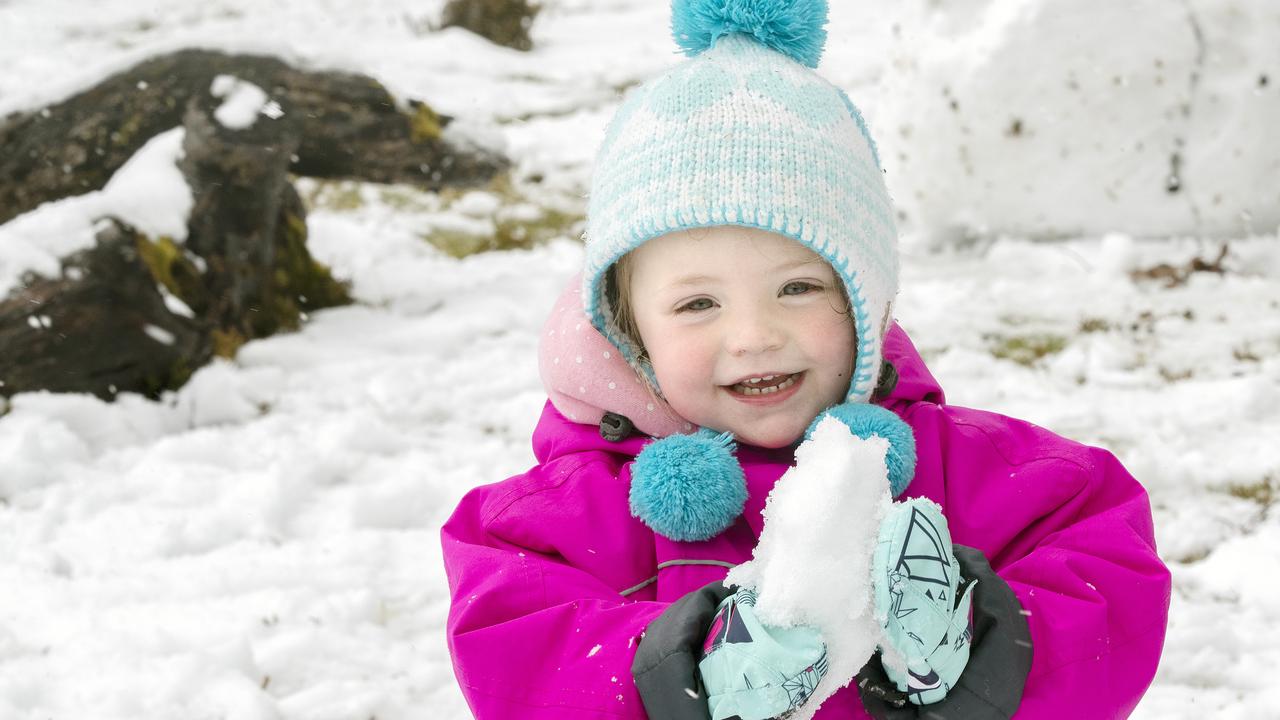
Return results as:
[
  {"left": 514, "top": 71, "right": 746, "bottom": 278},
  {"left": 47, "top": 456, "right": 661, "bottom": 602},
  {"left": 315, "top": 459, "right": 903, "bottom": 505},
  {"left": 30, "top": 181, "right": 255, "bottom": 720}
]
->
[{"left": 725, "top": 309, "right": 786, "bottom": 356}]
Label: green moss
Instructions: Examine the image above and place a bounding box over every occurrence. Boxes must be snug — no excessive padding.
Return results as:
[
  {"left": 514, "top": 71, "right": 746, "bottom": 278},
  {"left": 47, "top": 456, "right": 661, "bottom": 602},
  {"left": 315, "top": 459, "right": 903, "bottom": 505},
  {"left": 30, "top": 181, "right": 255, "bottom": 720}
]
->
[
  {"left": 141, "top": 356, "right": 195, "bottom": 398},
  {"left": 113, "top": 112, "right": 146, "bottom": 148},
  {"left": 211, "top": 327, "right": 246, "bottom": 359},
  {"left": 410, "top": 103, "right": 444, "bottom": 143},
  {"left": 135, "top": 235, "right": 209, "bottom": 316},
  {"left": 986, "top": 333, "right": 1068, "bottom": 366},
  {"left": 253, "top": 210, "right": 351, "bottom": 336}
]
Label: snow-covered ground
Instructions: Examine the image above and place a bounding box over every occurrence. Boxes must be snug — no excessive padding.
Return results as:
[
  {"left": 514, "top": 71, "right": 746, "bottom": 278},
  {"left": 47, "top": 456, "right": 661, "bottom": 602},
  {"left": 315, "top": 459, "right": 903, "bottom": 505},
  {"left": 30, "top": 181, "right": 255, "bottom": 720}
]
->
[{"left": 1, "top": 1, "right": 1278, "bottom": 717}]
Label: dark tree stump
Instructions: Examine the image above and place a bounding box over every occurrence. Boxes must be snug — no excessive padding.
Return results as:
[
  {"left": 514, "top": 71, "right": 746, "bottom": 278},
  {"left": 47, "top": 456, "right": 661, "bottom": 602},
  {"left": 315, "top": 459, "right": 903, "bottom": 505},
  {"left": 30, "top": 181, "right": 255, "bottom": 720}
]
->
[
  {"left": 0, "top": 220, "right": 209, "bottom": 399},
  {"left": 180, "top": 79, "right": 302, "bottom": 345},
  {"left": 442, "top": 0, "right": 540, "bottom": 51},
  {"left": 0, "top": 49, "right": 509, "bottom": 225},
  {"left": 0, "top": 79, "right": 352, "bottom": 400}
]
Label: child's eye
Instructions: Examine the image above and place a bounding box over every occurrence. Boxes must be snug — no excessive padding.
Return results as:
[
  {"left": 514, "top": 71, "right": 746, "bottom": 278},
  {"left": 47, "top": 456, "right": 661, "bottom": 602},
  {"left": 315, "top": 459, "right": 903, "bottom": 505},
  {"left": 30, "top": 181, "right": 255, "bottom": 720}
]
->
[
  {"left": 677, "top": 297, "right": 715, "bottom": 313},
  {"left": 781, "top": 281, "right": 819, "bottom": 296}
]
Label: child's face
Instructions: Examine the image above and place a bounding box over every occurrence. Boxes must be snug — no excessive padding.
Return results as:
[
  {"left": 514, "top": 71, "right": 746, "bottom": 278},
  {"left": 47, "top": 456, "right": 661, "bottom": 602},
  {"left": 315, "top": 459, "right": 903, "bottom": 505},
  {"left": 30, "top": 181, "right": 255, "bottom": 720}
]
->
[{"left": 627, "top": 226, "right": 856, "bottom": 448}]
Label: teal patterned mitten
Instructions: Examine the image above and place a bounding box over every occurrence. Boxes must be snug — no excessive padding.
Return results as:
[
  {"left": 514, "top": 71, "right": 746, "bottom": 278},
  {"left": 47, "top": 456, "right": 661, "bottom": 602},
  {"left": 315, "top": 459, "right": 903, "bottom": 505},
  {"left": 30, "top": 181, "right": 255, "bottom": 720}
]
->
[
  {"left": 698, "top": 587, "right": 829, "bottom": 720},
  {"left": 873, "top": 498, "right": 976, "bottom": 705}
]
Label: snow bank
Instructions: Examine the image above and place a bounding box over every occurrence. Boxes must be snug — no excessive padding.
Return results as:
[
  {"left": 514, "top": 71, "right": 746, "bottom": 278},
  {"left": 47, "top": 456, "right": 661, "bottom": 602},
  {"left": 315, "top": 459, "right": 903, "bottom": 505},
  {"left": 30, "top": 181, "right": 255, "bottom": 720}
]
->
[
  {"left": 726, "top": 416, "right": 893, "bottom": 718},
  {"left": 878, "top": 0, "right": 1280, "bottom": 244}
]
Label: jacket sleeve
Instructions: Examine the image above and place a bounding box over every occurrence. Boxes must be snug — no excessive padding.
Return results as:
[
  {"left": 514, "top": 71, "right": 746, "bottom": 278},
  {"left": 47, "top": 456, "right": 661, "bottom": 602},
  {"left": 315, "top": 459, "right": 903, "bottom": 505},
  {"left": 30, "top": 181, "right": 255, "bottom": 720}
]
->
[
  {"left": 631, "top": 581, "right": 735, "bottom": 720},
  {"left": 441, "top": 457, "right": 673, "bottom": 719},
  {"left": 911, "top": 405, "right": 1172, "bottom": 718}
]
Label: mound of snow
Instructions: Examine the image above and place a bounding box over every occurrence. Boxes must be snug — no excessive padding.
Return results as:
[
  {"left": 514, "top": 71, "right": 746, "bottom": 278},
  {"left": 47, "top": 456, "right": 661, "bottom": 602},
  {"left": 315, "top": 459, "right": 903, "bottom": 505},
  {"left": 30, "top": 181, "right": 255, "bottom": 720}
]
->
[{"left": 878, "top": 0, "right": 1280, "bottom": 244}]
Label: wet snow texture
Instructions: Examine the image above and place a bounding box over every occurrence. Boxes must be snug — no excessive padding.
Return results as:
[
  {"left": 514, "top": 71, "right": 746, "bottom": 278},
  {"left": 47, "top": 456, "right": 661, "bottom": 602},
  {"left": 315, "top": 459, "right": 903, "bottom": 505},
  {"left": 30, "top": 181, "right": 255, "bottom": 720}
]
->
[
  {"left": 1, "top": 0, "right": 1278, "bottom": 718},
  {"left": 725, "top": 417, "right": 893, "bottom": 719}
]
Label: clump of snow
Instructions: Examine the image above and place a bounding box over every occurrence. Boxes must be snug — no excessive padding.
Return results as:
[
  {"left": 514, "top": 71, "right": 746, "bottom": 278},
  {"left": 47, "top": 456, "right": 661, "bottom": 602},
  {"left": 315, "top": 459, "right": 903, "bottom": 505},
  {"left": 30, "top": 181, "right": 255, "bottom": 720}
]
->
[
  {"left": 726, "top": 416, "right": 893, "bottom": 718},
  {"left": 174, "top": 359, "right": 276, "bottom": 428},
  {"left": 452, "top": 191, "right": 501, "bottom": 218},
  {"left": 210, "top": 75, "right": 275, "bottom": 130},
  {"left": 0, "top": 128, "right": 191, "bottom": 296},
  {"left": 879, "top": 0, "right": 1280, "bottom": 244}
]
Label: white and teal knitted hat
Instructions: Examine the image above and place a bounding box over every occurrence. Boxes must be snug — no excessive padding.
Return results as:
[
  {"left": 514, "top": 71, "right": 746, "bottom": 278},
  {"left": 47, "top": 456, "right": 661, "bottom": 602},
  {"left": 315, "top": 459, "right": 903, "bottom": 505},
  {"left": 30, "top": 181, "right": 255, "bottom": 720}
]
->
[{"left": 584, "top": 0, "right": 899, "bottom": 404}]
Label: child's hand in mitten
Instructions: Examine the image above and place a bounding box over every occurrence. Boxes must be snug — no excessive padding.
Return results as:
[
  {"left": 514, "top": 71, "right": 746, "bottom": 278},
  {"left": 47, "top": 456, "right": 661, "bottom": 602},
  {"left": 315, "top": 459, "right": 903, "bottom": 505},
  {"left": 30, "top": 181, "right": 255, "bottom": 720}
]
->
[
  {"left": 698, "top": 587, "right": 828, "bottom": 720},
  {"left": 873, "top": 497, "right": 975, "bottom": 705}
]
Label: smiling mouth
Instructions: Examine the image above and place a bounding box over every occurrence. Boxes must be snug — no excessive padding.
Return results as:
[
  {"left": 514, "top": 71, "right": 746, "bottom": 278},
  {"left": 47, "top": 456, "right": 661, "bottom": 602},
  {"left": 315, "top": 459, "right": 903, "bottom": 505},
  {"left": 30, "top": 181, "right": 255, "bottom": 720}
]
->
[{"left": 727, "top": 372, "right": 802, "bottom": 396}]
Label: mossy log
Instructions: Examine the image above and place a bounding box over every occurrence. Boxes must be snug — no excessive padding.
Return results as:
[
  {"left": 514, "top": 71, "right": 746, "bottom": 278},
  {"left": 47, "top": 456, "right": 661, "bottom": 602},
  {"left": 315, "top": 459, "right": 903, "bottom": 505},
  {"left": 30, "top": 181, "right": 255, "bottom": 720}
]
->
[
  {"left": 180, "top": 82, "right": 300, "bottom": 344},
  {"left": 0, "top": 49, "right": 508, "bottom": 226},
  {"left": 0, "top": 219, "right": 209, "bottom": 399},
  {"left": 442, "top": 0, "right": 540, "bottom": 51},
  {"left": 0, "top": 86, "right": 351, "bottom": 400}
]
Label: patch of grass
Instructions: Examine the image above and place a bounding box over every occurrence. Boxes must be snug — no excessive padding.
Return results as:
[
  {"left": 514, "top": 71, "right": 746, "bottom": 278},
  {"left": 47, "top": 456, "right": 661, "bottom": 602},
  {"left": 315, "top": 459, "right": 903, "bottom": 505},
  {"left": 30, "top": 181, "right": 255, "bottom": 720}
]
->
[
  {"left": 301, "top": 180, "right": 366, "bottom": 212},
  {"left": 377, "top": 186, "right": 437, "bottom": 213},
  {"left": 985, "top": 333, "right": 1068, "bottom": 366},
  {"left": 1130, "top": 243, "right": 1229, "bottom": 287},
  {"left": 425, "top": 207, "right": 583, "bottom": 259},
  {"left": 1172, "top": 547, "right": 1212, "bottom": 564},
  {"left": 1225, "top": 476, "right": 1277, "bottom": 508},
  {"left": 1233, "top": 344, "right": 1262, "bottom": 363},
  {"left": 425, "top": 173, "right": 584, "bottom": 258},
  {"left": 1157, "top": 366, "right": 1194, "bottom": 382},
  {"left": 1079, "top": 317, "right": 1112, "bottom": 333}
]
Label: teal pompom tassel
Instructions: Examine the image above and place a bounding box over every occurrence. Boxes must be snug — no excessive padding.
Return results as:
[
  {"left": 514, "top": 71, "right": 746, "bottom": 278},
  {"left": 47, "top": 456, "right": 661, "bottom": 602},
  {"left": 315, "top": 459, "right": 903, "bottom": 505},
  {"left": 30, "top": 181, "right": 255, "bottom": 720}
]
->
[
  {"left": 671, "top": 0, "right": 829, "bottom": 68},
  {"left": 806, "top": 403, "right": 917, "bottom": 497},
  {"left": 630, "top": 429, "right": 747, "bottom": 541}
]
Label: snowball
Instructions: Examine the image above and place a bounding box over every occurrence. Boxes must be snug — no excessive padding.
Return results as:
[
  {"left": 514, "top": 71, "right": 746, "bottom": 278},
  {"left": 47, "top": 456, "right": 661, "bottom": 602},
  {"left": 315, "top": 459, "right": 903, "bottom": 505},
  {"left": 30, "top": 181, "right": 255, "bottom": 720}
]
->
[{"left": 726, "top": 416, "right": 893, "bottom": 718}]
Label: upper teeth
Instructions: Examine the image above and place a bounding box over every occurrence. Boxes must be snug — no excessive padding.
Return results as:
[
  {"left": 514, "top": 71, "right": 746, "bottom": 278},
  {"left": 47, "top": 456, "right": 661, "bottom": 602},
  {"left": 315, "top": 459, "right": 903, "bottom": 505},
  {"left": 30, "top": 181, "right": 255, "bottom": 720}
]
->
[{"left": 734, "top": 374, "right": 797, "bottom": 396}]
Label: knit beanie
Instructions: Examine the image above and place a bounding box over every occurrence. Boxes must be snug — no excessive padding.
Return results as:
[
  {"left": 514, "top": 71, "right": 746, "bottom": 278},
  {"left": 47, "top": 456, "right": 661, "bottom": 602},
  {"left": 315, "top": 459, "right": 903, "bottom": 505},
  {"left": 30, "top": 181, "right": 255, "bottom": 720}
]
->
[{"left": 583, "top": 0, "right": 899, "bottom": 404}]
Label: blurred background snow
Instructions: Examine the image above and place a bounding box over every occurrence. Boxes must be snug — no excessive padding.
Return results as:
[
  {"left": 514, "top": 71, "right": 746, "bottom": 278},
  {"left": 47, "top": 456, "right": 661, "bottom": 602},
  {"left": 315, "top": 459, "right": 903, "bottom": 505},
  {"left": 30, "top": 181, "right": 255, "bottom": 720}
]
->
[{"left": 0, "top": 0, "right": 1277, "bottom": 717}]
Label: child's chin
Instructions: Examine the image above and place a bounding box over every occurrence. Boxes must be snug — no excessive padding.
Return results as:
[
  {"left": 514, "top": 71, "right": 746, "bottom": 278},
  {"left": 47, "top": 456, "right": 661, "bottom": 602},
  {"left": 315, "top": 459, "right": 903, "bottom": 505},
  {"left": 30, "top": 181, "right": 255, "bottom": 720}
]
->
[{"left": 733, "top": 424, "right": 804, "bottom": 449}]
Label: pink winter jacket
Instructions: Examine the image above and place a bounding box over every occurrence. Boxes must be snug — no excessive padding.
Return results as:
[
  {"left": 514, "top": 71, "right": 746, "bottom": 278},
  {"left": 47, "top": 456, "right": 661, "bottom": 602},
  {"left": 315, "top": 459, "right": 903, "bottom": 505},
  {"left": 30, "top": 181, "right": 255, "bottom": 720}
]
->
[{"left": 441, "top": 323, "right": 1171, "bottom": 718}]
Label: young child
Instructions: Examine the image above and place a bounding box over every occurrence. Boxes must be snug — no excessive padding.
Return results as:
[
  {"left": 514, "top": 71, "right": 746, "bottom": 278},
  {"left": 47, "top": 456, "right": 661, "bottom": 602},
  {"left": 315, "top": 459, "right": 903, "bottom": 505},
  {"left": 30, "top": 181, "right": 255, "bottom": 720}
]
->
[{"left": 442, "top": 1, "right": 1170, "bottom": 717}]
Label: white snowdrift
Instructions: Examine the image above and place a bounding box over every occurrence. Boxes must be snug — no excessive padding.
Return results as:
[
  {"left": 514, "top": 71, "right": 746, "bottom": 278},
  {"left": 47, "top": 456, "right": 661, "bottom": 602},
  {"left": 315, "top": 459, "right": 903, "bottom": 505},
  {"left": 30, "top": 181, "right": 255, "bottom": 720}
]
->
[{"left": 877, "top": 0, "right": 1280, "bottom": 244}]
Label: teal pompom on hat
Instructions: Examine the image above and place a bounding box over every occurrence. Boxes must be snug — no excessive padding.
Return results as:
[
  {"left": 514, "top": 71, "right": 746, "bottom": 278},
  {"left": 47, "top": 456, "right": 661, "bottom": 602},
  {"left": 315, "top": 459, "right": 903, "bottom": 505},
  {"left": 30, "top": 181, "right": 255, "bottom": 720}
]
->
[
  {"left": 672, "top": 0, "right": 830, "bottom": 68},
  {"left": 584, "top": 0, "right": 899, "bottom": 406}
]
